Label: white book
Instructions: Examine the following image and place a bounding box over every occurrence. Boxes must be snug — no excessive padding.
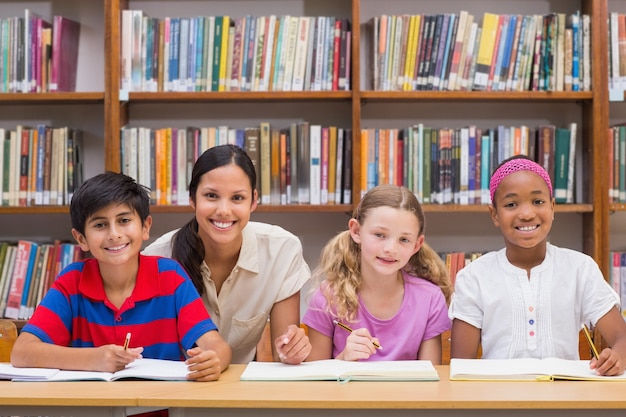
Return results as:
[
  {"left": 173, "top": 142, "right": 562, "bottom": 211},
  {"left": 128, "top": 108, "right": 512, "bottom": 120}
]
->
[
  {"left": 241, "top": 359, "right": 439, "bottom": 382},
  {"left": 459, "top": 127, "right": 469, "bottom": 205},
  {"left": 291, "top": 16, "right": 310, "bottom": 91},
  {"left": 566, "top": 122, "right": 577, "bottom": 204},
  {"left": 309, "top": 124, "right": 322, "bottom": 205},
  {"left": 0, "top": 358, "right": 192, "bottom": 382},
  {"left": 0, "top": 246, "right": 17, "bottom": 314},
  {"left": 177, "top": 129, "right": 187, "bottom": 205},
  {"left": 282, "top": 16, "right": 300, "bottom": 91},
  {"left": 260, "top": 15, "right": 277, "bottom": 91},
  {"left": 313, "top": 16, "right": 327, "bottom": 91},
  {"left": 450, "top": 358, "right": 626, "bottom": 381},
  {"left": 610, "top": 12, "right": 621, "bottom": 90}
]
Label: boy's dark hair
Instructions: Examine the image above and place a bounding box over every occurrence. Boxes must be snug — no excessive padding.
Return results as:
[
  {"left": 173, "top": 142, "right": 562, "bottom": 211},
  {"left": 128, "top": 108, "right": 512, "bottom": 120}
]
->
[{"left": 70, "top": 171, "right": 150, "bottom": 235}]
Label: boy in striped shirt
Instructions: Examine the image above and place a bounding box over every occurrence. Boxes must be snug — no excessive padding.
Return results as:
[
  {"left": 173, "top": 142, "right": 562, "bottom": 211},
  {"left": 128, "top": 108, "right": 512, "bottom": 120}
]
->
[{"left": 11, "top": 172, "right": 231, "bottom": 381}]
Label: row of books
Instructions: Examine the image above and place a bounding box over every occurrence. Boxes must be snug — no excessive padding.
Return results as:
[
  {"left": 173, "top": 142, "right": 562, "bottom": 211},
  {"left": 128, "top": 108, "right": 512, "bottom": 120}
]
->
[
  {"left": 0, "top": 125, "right": 83, "bottom": 207},
  {"left": 0, "top": 10, "right": 81, "bottom": 93},
  {"left": 120, "top": 12, "right": 351, "bottom": 93},
  {"left": 0, "top": 240, "right": 83, "bottom": 320},
  {"left": 609, "top": 251, "right": 626, "bottom": 321},
  {"left": 360, "top": 123, "right": 578, "bottom": 205},
  {"left": 609, "top": 12, "right": 626, "bottom": 92},
  {"left": 440, "top": 251, "right": 483, "bottom": 288},
  {"left": 609, "top": 124, "right": 626, "bottom": 203},
  {"left": 370, "top": 11, "right": 591, "bottom": 92},
  {"left": 120, "top": 122, "right": 353, "bottom": 206}
]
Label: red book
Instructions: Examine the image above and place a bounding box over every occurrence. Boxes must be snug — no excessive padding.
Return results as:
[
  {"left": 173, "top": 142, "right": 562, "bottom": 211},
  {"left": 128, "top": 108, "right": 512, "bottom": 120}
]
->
[
  {"left": 332, "top": 19, "right": 341, "bottom": 90},
  {"left": 4, "top": 240, "right": 34, "bottom": 320},
  {"left": 50, "top": 16, "right": 81, "bottom": 92}
]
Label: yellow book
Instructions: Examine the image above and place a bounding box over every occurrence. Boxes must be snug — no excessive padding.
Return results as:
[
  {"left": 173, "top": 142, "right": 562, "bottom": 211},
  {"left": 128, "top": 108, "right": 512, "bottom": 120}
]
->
[
  {"left": 165, "top": 128, "right": 172, "bottom": 205},
  {"left": 473, "top": 12, "right": 499, "bottom": 90},
  {"left": 404, "top": 14, "right": 420, "bottom": 91},
  {"left": 218, "top": 16, "right": 231, "bottom": 91},
  {"left": 327, "top": 126, "right": 337, "bottom": 204},
  {"left": 360, "top": 129, "right": 368, "bottom": 196}
]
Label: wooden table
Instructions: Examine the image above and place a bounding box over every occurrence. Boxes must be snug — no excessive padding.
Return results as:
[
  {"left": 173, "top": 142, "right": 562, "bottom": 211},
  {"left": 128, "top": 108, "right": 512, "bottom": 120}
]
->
[
  {"left": 139, "top": 365, "right": 626, "bottom": 417},
  {"left": 2, "top": 365, "right": 626, "bottom": 416}
]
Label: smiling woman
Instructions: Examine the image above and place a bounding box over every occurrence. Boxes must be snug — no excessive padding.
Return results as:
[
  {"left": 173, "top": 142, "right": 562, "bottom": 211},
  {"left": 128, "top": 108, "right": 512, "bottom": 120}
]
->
[{"left": 143, "top": 145, "right": 312, "bottom": 365}]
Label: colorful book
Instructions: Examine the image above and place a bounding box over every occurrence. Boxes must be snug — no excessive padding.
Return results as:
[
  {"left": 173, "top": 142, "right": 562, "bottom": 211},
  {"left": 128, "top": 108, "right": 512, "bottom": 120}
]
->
[{"left": 50, "top": 16, "right": 80, "bottom": 92}]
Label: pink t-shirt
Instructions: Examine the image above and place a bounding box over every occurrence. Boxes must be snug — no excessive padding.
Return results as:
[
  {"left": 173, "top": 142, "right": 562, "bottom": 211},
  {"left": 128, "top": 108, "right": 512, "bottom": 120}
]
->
[{"left": 303, "top": 271, "right": 451, "bottom": 361}]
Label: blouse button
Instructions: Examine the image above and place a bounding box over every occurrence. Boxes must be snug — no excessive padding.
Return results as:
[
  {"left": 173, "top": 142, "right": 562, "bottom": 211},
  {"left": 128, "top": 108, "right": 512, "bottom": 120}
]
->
[{"left": 529, "top": 331, "right": 535, "bottom": 336}]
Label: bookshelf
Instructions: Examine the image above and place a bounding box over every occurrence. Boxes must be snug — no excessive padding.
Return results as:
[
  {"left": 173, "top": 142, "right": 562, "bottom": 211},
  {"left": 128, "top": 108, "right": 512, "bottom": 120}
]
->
[{"left": 0, "top": 0, "right": 617, "bottom": 358}]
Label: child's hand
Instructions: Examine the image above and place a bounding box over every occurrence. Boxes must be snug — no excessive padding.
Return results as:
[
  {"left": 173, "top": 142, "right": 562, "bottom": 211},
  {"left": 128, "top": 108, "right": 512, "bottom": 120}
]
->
[
  {"left": 97, "top": 345, "right": 143, "bottom": 373},
  {"left": 338, "top": 328, "right": 380, "bottom": 361},
  {"left": 185, "top": 346, "right": 223, "bottom": 381},
  {"left": 590, "top": 348, "right": 625, "bottom": 376},
  {"left": 275, "top": 324, "right": 311, "bottom": 364}
]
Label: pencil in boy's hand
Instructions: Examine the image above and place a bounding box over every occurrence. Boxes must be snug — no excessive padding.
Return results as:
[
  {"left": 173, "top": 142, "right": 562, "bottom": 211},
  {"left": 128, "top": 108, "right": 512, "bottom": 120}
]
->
[
  {"left": 333, "top": 319, "right": 382, "bottom": 350},
  {"left": 123, "top": 332, "right": 131, "bottom": 350},
  {"left": 582, "top": 324, "right": 599, "bottom": 359}
]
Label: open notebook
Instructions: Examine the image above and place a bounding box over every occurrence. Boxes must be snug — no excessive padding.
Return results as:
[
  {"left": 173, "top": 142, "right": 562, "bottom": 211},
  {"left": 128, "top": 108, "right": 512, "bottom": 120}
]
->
[
  {"left": 240, "top": 359, "right": 439, "bottom": 381},
  {"left": 450, "top": 358, "right": 626, "bottom": 381},
  {"left": 0, "top": 358, "right": 190, "bottom": 382}
]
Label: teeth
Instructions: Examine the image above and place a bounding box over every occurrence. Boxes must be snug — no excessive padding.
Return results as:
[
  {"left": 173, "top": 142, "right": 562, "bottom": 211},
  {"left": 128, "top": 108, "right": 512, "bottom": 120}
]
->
[
  {"left": 108, "top": 244, "right": 126, "bottom": 250},
  {"left": 213, "top": 221, "right": 233, "bottom": 229},
  {"left": 518, "top": 226, "right": 536, "bottom": 231}
]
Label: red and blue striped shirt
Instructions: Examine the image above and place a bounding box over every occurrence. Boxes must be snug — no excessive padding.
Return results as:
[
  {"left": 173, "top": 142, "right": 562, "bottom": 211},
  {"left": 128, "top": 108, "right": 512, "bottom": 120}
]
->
[{"left": 23, "top": 255, "right": 217, "bottom": 361}]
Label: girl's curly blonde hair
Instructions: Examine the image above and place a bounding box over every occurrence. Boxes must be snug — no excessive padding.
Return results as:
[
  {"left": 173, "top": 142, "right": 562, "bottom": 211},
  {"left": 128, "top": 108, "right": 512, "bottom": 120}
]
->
[{"left": 311, "top": 185, "right": 452, "bottom": 323}]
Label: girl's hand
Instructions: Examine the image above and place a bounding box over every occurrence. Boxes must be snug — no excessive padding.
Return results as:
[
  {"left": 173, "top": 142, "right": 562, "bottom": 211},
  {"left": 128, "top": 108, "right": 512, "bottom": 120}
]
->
[
  {"left": 590, "top": 348, "right": 625, "bottom": 376},
  {"left": 185, "top": 347, "right": 223, "bottom": 381},
  {"left": 96, "top": 345, "right": 143, "bottom": 373},
  {"left": 275, "top": 324, "right": 311, "bottom": 364},
  {"left": 337, "top": 328, "right": 380, "bottom": 361}
]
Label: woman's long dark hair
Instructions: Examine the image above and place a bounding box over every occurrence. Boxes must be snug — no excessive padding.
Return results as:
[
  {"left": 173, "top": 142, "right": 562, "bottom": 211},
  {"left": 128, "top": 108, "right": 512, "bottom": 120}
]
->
[{"left": 171, "top": 144, "right": 256, "bottom": 295}]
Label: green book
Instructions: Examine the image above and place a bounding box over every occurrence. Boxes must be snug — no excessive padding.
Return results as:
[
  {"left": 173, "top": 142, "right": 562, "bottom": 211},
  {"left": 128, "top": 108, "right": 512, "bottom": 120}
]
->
[{"left": 553, "top": 127, "right": 571, "bottom": 204}]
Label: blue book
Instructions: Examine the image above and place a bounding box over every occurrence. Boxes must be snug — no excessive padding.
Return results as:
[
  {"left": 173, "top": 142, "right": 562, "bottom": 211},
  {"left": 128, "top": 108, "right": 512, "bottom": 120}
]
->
[
  {"left": 491, "top": 15, "right": 509, "bottom": 91},
  {"left": 145, "top": 17, "right": 154, "bottom": 90},
  {"left": 481, "top": 133, "right": 491, "bottom": 204},
  {"left": 498, "top": 15, "right": 517, "bottom": 91},
  {"left": 169, "top": 17, "right": 180, "bottom": 91},
  {"left": 195, "top": 16, "right": 205, "bottom": 92},
  {"left": 437, "top": 13, "right": 456, "bottom": 91},
  {"left": 569, "top": 12, "right": 580, "bottom": 91},
  {"left": 19, "top": 241, "right": 38, "bottom": 320}
]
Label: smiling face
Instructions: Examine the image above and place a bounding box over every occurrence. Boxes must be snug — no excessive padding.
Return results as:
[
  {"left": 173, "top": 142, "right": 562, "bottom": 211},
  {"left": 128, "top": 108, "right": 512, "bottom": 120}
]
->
[
  {"left": 192, "top": 163, "right": 258, "bottom": 250},
  {"left": 489, "top": 170, "right": 555, "bottom": 260},
  {"left": 349, "top": 206, "right": 424, "bottom": 281},
  {"left": 72, "top": 203, "right": 151, "bottom": 269}
]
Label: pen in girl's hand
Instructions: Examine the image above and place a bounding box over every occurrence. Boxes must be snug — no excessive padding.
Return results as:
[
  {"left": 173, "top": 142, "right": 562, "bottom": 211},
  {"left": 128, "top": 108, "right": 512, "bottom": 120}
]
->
[{"left": 333, "top": 320, "right": 382, "bottom": 350}]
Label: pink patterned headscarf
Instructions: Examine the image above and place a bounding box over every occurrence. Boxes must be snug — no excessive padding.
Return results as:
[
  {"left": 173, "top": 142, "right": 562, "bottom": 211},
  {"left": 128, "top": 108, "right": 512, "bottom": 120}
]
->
[{"left": 489, "top": 158, "right": 553, "bottom": 203}]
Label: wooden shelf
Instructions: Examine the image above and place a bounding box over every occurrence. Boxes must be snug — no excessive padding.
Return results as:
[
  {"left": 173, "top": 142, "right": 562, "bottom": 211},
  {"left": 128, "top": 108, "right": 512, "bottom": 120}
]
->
[
  {"left": 0, "top": 92, "right": 105, "bottom": 104},
  {"left": 127, "top": 91, "right": 352, "bottom": 103}
]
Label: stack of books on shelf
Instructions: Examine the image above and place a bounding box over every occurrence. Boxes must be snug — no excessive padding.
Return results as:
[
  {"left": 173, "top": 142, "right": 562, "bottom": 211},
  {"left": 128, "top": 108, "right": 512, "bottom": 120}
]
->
[
  {"left": 0, "top": 240, "right": 83, "bottom": 321},
  {"left": 369, "top": 11, "right": 590, "bottom": 92},
  {"left": 0, "top": 125, "right": 83, "bottom": 207},
  {"left": 120, "top": 122, "right": 352, "bottom": 206},
  {"left": 360, "top": 122, "right": 578, "bottom": 205},
  {"left": 0, "top": 9, "right": 81, "bottom": 93},
  {"left": 609, "top": 12, "right": 626, "bottom": 92},
  {"left": 440, "top": 251, "right": 484, "bottom": 287},
  {"left": 120, "top": 11, "right": 351, "bottom": 92}
]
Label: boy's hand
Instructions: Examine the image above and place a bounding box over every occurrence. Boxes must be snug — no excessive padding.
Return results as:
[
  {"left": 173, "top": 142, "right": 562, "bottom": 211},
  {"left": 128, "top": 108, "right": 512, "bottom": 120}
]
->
[
  {"left": 98, "top": 345, "right": 143, "bottom": 372},
  {"left": 275, "top": 324, "right": 311, "bottom": 364},
  {"left": 590, "top": 348, "right": 625, "bottom": 376},
  {"left": 337, "top": 328, "right": 379, "bottom": 361},
  {"left": 185, "top": 347, "right": 222, "bottom": 381}
]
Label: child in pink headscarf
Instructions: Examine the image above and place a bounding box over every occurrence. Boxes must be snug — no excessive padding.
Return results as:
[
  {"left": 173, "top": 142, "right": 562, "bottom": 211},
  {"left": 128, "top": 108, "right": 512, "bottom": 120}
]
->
[{"left": 449, "top": 155, "right": 626, "bottom": 376}]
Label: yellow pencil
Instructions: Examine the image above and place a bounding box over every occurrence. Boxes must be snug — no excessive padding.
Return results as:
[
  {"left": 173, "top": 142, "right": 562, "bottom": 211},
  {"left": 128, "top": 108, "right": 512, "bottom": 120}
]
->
[
  {"left": 123, "top": 332, "right": 132, "bottom": 350},
  {"left": 333, "top": 320, "right": 382, "bottom": 350},
  {"left": 582, "top": 324, "right": 599, "bottom": 359}
]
